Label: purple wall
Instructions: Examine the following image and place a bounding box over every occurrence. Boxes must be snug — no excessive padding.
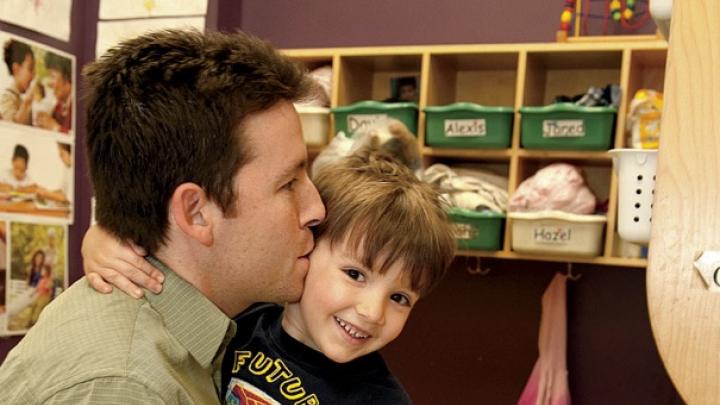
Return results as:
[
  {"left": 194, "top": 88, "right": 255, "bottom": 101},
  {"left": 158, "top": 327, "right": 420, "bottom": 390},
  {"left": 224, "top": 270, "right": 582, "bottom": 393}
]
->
[{"left": 229, "top": 0, "right": 656, "bottom": 48}]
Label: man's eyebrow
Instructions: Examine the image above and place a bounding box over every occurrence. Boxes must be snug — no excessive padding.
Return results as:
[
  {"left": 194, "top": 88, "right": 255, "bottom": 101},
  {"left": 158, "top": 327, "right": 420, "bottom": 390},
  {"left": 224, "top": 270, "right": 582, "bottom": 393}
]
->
[{"left": 276, "top": 158, "right": 307, "bottom": 181}]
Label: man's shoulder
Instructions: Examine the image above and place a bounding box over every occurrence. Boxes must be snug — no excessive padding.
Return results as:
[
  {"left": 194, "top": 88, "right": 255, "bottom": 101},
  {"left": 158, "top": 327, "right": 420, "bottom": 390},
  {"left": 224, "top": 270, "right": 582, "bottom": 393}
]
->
[{"left": 0, "top": 279, "right": 157, "bottom": 398}]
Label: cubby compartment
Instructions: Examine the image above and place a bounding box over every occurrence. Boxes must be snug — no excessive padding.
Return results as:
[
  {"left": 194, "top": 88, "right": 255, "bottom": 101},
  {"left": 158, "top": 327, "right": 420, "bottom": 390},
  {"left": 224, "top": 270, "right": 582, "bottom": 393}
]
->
[
  {"left": 514, "top": 156, "right": 612, "bottom": 209},
  {"left": 627, "top": 49, "right": 667, "bottom": 101},
  {"left": 336, "top": 53, "right": 423, "bottom": 105},
  {"left": 426, "top": 52, "right": 519, "bottom": 107},
  {"left": 620, "top": 49, "right": 668, "bottom": 149},
  {"left": 522, "top": 50, "right": 623, "bottom": 107},
  {"left": 423, "top": 157, "right": 510, "bottom": 253}
]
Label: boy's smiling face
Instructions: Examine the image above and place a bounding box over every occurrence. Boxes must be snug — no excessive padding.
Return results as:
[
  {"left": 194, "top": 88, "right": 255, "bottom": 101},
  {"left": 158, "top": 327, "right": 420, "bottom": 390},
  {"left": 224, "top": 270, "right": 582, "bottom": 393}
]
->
[{"left": 282, "top": 237, "right": 419, "bottom": 363}]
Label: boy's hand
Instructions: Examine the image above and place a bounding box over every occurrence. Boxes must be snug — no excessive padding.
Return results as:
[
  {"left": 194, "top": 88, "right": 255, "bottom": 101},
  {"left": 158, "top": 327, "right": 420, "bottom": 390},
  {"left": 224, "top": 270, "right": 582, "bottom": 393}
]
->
[{"left": 82, "top": 225, "right": 164, "bottom": 298}]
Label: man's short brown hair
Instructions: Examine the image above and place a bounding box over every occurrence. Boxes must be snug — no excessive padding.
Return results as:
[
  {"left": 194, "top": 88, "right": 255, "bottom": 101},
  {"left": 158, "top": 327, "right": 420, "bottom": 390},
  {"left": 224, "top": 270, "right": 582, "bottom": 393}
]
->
[
  {"left": 84, "top": 29, "right": 313, "bottom": 253},
  {"left": 312, "top": 146, "right": 456, "bottom": 296}
]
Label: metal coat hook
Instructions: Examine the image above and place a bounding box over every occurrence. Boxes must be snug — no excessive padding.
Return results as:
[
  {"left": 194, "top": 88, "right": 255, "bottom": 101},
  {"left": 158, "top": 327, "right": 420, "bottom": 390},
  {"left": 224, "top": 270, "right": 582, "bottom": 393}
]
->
[
  {"left": 467, "top": 256, "right": 492, "bottom": 276},
  {"left": 564, "top": 263, "right": 582, "bottom": 281}
]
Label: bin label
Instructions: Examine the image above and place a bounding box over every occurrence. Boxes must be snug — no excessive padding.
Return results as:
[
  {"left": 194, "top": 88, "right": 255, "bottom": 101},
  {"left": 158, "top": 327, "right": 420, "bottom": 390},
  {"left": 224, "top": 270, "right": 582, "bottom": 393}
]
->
[
  {"left": 542, "top": 119, "right": 585, "bottom": 138},
  {"left": 444, "top": 119, "right": 487, "bottom": 137},
  {"left": 347, "top": 114, "right": 388, "bottom": 135},
  {"left": 452, "top": 223, "right": 477, "bottom": 240},
  {"left": 533, "top": 226, "right": 572, "bottom": 244}
]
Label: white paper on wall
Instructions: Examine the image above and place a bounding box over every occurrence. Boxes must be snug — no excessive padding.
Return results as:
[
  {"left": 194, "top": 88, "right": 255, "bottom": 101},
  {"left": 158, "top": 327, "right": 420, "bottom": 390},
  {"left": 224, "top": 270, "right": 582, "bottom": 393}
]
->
[
  {"left": 0, "top": 0, "right": 72, "bottom": 42},
  {"left": 99, "top": 0, "right": 208, "bottom": 20},
  {"left": 95, "top": 16, "right": 205, "bottom": 58}
]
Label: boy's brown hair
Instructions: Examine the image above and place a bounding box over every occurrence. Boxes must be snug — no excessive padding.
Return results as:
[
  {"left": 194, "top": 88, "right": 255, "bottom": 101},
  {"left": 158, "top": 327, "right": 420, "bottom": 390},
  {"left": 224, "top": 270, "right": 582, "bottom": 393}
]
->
[
  {"left": 83, "top": 29, "right": 314, "bottom": 253},
  {"left": 312, "top": 145, "right": 455, "bottom": 296}
]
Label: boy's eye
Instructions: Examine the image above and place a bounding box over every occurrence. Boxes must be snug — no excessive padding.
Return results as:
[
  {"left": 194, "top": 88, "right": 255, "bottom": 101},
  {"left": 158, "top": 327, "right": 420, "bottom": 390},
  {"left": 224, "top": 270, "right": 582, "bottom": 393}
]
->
[
  {"left": 343, "top": 268, "right": 365, "bottom": 282},
  {"left": 391, "top": 293, "right": 412, "bottom": 307}
]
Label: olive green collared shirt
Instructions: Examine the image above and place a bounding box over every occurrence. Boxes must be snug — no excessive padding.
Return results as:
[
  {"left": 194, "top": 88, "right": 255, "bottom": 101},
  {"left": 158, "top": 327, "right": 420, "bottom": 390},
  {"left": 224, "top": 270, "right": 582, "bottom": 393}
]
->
[{"left": 0, "top": 256, "right": 236, "bottom": 404}]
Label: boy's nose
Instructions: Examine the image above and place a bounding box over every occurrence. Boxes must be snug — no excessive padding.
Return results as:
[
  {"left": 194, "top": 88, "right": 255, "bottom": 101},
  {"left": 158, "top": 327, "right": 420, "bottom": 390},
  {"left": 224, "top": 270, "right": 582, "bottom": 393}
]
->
[{"left": 356, "top": 292, "right": 386, "bottom": 326}]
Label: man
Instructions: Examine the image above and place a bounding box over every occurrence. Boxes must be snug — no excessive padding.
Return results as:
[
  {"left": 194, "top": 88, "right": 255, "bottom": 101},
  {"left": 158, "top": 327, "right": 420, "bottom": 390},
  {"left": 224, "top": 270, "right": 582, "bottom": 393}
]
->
[
  {"left": 0, "top": 29, "right": 325, "bottom": 404},
  {"left": 36, "top": 52, "right": 72, "bottom": 133}
]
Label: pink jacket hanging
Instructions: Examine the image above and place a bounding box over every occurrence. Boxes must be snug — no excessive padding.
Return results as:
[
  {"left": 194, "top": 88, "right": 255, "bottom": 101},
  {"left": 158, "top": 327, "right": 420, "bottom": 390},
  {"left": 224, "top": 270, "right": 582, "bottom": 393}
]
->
[{"left": 517, "top": 273, "right": 571, "bottom": 405}]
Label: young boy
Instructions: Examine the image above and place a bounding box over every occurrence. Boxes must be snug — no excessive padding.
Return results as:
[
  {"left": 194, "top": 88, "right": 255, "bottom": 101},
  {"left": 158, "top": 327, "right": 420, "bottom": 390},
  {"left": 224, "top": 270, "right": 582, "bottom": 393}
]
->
[{"left": 82, "top": 145, "right": 455, "bottom": 403}]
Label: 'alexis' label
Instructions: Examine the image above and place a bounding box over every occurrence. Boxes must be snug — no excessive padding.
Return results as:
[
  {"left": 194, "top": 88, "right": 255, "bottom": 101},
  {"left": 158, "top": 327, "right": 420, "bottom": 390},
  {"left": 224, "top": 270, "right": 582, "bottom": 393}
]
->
[{"left": 444, "top": 119, "right": 487, "bottom": 137}]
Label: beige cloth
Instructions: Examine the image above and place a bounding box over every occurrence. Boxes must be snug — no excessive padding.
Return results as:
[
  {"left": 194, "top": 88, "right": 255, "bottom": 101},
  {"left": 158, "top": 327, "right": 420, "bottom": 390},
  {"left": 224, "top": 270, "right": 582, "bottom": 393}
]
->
[{"left": 0, "top": 256, "right": 236, "bottom": 404}]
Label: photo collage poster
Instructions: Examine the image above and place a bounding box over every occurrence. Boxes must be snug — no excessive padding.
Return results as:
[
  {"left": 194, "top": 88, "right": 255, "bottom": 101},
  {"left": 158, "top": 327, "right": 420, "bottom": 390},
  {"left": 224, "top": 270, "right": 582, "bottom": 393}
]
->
[{"left": 0, "top": 31, "right": 74, "bottom": 336}]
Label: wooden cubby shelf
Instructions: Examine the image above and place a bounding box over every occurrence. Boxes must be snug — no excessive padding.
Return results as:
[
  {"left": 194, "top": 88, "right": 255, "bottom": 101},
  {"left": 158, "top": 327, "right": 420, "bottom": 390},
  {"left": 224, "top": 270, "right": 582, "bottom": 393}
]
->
[{"left": 286, "top": 38, "right": 667, "bottom": 268}]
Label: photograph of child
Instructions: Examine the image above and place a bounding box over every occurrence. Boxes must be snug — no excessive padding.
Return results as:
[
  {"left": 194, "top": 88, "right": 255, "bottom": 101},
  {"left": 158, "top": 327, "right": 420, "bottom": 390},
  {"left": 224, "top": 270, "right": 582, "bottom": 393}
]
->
[
  {"left": 0, "top": 32, "right": 74, "bottom": 136},
  {"left": 0, "top": 131, "right": 73, "bottom": 223},
  {"left": 5, "top": 222, "right": 66, "bottom": 334},
  {"left": 384, "top": 76, "right": 419, "bottom": 103}
]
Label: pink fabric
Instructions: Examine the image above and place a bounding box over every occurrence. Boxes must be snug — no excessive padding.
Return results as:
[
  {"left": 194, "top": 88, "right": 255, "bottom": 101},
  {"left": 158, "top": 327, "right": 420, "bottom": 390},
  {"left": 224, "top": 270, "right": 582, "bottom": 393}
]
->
[
  {"left": 509, "top": 163, "right": 596, "bottom": 214},
  {"left": 518, "top": 273, "right": 571, "bottom": 405}
]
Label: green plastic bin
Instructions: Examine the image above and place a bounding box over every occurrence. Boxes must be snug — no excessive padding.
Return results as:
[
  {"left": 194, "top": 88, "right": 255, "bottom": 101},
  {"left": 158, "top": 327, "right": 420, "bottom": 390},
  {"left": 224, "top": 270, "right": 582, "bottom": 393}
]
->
[
  {"left": 447, "top": 207, "right": 505, "bottom": 251},
  {"left": 425, "top": 103, "right": 514, "bottom": 148},
  {"left": 519, "top": 103, "right": 616, "bottom": 150},
  {"left": 331, "top": 101, "right": 418, "bottom": 136}
]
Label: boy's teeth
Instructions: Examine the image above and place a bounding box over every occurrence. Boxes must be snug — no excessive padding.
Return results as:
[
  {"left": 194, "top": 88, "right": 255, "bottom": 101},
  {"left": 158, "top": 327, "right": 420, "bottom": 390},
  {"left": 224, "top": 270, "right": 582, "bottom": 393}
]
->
[{"left": 335, "top": 317, "right": 369, "bottom": 339}]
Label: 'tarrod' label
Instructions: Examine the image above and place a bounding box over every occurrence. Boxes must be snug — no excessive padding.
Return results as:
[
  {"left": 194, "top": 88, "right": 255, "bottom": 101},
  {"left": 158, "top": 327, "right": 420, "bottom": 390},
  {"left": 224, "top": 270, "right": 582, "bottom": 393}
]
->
[
  {"left": 533, "top": 226, "right": 572, "bottom": 244},
  {"left": 542, "top": 119, "right": 585, "bottom": 138},
  {"left": 444, "top": 119, "right": 487, "bottom": 137},
  {"left": 347, "top": 114, "right": 388, "bottom": 134}
]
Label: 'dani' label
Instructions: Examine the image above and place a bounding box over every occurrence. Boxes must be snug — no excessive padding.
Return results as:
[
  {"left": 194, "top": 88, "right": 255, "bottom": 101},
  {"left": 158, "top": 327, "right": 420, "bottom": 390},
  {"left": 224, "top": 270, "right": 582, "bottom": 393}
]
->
[
  {"left": 542, "top": 119, "right": 585, "bottom": 138},
  {"left": 347, "top": 114, "right": 388, "bottom": 134},
  {"left": 444, "top": 119, "right": 487, "bottom": 137},
  {"left": 533, "top": 226, "right": 572, "bottom": 244}
]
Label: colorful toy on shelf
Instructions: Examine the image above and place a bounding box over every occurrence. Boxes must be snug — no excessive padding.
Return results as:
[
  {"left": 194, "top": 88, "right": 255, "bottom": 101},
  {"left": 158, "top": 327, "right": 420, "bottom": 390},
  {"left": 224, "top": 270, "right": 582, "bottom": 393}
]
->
[
  {"left": 610, "top": 0, "right": 622, "bottom": 21},
  {"left": 561, "top": 0, "right": 576, "bottom": 32},
  {"left": 558, "top": 0, "right": 652, "bottom": 38}
]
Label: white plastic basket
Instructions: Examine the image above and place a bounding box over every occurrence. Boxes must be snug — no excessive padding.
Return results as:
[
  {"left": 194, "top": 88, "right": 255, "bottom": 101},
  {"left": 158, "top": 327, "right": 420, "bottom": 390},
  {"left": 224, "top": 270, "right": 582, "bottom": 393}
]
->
[
  {"left": 609, "top": 149, "right": 657, "bottom": 244},
  {"left": 295, "top": 105, "right": 330, "bottom": 145}
]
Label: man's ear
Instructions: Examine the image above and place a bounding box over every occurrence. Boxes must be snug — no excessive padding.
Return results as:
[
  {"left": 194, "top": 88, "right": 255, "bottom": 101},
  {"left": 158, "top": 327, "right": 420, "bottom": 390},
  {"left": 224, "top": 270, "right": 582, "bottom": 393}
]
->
[{"left": 169, "top": 183, "right": 213, "bottom": 247}]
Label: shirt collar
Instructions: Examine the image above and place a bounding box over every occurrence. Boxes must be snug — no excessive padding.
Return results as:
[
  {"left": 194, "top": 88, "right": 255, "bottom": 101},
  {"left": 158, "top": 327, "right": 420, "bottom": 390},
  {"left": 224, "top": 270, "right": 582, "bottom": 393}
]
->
[{"left": 144, "top": 256, "right": 237, "bottom": 368}]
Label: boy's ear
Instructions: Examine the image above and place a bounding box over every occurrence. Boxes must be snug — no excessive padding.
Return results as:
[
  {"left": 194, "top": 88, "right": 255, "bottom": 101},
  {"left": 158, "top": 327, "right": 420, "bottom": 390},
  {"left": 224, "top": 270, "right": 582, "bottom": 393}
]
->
[{"left": 169, "top": 183, "right": 213, "bottom": 246}]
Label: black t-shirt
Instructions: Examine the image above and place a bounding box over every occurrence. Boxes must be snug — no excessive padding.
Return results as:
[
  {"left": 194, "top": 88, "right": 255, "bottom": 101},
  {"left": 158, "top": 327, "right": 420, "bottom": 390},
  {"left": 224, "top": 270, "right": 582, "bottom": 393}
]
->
[{"left": 221, "top": 304, "right": 412, "bottom": 404}]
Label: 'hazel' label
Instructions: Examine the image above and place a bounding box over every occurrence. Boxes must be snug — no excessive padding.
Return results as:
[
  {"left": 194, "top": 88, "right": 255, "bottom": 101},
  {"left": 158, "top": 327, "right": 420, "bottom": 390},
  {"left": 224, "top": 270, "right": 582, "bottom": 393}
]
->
[{"left": 533, "top": 226, "right": 572, "bottom": 244}]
